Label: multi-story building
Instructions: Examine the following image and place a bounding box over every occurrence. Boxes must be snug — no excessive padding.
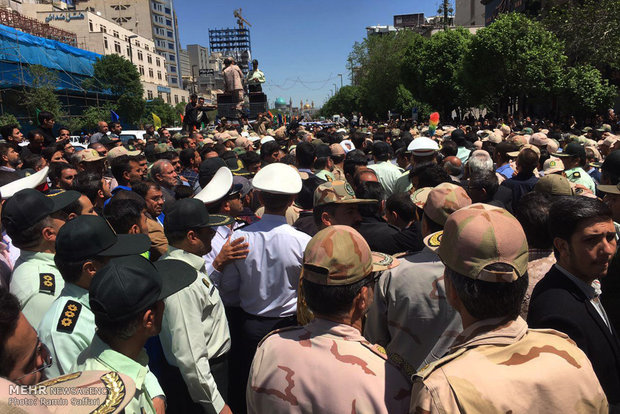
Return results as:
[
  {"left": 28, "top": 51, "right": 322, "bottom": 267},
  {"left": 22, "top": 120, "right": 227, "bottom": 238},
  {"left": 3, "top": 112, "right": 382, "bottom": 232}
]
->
[
  {"left": 72, "top": 0, "right": 183, "bottom": 89},
  {"left": 455, "top": 0, "right": 485, "bottom": 27},
  {"left": 30, "top": 8, "right": 187, "bottom": 104}
]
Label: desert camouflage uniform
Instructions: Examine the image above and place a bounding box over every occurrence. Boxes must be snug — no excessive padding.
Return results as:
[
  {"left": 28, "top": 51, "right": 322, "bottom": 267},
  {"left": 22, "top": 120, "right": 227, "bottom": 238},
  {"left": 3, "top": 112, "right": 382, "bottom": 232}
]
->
[
  {"left": 520, "top": 249, "right": 556, "bottom": 319},
  {"left": 247, "top": 319, "right": 411, "bottom": 414},
  {"left": 365, "top": 247, "right": 461, "bottom": 370},
  {"left": 410, "top": 317, "right": 608, "bottom": 413}
]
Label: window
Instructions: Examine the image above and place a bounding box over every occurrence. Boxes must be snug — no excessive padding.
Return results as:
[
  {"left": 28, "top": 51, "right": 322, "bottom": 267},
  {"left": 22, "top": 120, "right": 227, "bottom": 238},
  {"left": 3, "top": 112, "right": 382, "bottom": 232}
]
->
[
  {"left": 145, "top": 45, "right": 150, "bottom": 51},
  {"left": 126, "top": 45, "right": 131, "bottom": 56},
  {"left": 104, "top": 37, "right": 109, "bottom": 49},
  {"left": 174, "top": 95, "right": 178, "bottom": 104},
  {"left": 165, "top": 7, "right": 171, "bottom": 14},
  {"left": 167, "top": 30, "right": 173, "bottom": 38},
  {"left": 157, "top": 91, "right": 163, "bottom": 99},
  {"left": 171, "top": 77, "right": 177, "bottom": 84},
  {"left": 137, "top": 50, "right": 143, "bottom": 61},
  {"left": 166, "top": 19, "right": 172, "bottom": 26},
  {"left": 114, "top": 41, "right": 121, "bottom": 53},
  {"left": 147, "top": 90, "right": 153, "bottom": 100},
  {"left": 156, "top": 58, "right": 161, "bottom": 67},
  {"left": 138, "top": 65, "right": 145, "bottom": 75},
  {"left": 148, "top": 68, "right": 153, "bottom": 78},
  {"left": 166, "top": 94, "right": 171, "bottom": 104},
  {"left": 157, "top": 71, "right": 162, "bottom": 80},
  {"left": 168, "top": 54, "right": 175, "bottom": 62},
  {"left": 88, "top": 20, "right": 93, "bottom": 31},
  {"left": 112, "top": 17, "right": 131, "bottom": 23},
  {"left": 113, "top": 31, "right": 119, "bottom": 38},
  {"left": 101, "top": 25, "right": 106, "bottom": 33},
  {"left": 170, "top": 65, "right": 176, "bottom": 73},
  {"left": 147, "top": 55, "right": 152, "bottom": 64},
  {"left": 111, "top": 4, "right": 129, "bottom": 10}
]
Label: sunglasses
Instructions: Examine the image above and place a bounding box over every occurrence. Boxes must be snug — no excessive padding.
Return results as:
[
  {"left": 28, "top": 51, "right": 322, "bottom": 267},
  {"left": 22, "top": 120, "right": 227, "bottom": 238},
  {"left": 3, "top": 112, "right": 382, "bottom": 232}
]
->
[{"left": 15, "top": 339, "right": 52, "bottom": 382}]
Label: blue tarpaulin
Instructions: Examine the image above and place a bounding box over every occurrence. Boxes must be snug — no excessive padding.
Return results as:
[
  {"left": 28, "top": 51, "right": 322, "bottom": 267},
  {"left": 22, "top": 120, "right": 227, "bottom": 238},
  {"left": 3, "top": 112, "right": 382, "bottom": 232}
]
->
[{"left": 0, "top": 23, "right": 102, "bottom": 91}]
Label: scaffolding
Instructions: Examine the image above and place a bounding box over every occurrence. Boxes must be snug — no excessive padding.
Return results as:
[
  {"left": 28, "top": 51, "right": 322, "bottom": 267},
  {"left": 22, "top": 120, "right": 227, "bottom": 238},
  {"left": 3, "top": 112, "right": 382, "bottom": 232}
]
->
[
  {"left": 0, "top": 7, "right": 78, "bottom": 47},
  {"left": 208, "top": 28, "right": 251, "bottom": 75}
]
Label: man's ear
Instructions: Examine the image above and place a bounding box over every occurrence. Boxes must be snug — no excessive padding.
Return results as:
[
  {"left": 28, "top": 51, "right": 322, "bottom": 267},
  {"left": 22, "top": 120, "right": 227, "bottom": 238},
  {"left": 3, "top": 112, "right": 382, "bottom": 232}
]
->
[
  {"left": 553, "top": 237, "right": 569, "bottom": 259},
  {"left": 128, "top": 224, "right": 140, "bottom": 234}
]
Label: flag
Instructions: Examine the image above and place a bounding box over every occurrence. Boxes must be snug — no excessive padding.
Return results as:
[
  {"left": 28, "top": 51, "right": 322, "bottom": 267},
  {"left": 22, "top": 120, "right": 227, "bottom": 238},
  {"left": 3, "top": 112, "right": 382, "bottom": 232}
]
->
[
  {"left": 152, "top": 113, "right": 162, "bottom": 129},
  {"left": 110, "top": 110, "right": 120, "bottom": 123},
  {"left": 35, "top": 108, "right": 41, "bottom": 126},
  {"left": 180, "top": 114, "right": 184, "bottom": 123},
  {"left": 267, "top": 111, "right": 274, "bottom": 119},
  {"left": 277, "top": 113, "right": 283, "bottom": 125}
]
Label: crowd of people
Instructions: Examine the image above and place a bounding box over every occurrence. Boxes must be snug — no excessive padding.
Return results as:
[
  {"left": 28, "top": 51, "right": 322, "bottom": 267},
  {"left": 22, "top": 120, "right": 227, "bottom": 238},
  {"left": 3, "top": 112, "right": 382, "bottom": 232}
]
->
[{"left": 0, "top": 106, "right": 618, "bottom": 413}]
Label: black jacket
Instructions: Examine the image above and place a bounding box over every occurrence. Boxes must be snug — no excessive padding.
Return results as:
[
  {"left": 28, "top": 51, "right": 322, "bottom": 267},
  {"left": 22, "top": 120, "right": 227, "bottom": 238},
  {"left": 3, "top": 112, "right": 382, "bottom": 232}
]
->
[
  {"left": 528, "top": 266, "right": 620, "bottom": 406},
  {"left": 357, "top": 215, "right": 404, "bottom": 255}
]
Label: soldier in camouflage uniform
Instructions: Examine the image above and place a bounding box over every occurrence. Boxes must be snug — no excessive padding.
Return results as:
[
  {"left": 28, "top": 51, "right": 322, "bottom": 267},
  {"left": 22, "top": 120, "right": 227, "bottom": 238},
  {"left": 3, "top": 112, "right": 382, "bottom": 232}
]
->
[
  {"left": 365, "top": 182, "right": 471, "bottom": 370},
  {"left": 410, "top": 203, "right": 608, "bottom": 413},
  {"left": 247, "top": 226, "right": 410, "bottom": 414}
]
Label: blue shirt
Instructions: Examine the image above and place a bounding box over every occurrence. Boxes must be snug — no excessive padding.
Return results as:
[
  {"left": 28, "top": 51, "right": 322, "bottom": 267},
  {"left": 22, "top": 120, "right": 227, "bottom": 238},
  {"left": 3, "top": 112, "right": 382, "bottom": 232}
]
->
[{"left": 496, "top": 163, "right": 514, "bottom": 179}]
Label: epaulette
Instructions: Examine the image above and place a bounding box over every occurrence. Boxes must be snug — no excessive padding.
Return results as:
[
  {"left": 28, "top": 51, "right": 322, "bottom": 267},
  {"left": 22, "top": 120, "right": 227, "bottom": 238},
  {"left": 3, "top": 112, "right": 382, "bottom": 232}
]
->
[
  {"left": 258, "top": 325, "right": 304, "bottom": 347},
  {"left": 361, "top": 341, "right": 388, "bottom": 360},
  {"left": 56, "top": 300, "right": 82, "bottom": 334},
  {"left": 39, "top": 273, "right": 56, "bottom": 295},
  {"left": 201, "top": 277, "right": 215, "bottom": 296},
  {"left": 360, "top": 343, "right": 417, "bottom": 383},
  {"left": 571, "top": 171, "right": 581, "bottom": 178},
  {"left": 414, "top": 347, "right": 468, "bottom": 381}
]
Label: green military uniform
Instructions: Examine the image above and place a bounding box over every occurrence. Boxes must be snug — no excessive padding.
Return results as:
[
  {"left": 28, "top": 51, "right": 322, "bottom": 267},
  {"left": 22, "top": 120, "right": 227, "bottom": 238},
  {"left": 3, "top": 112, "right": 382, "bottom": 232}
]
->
[
  {"left": 565, "top": 166, "right": 596, "bottom": 193},
  {"left": 393, "top": 172, "right": 413, "bottom": 195},
  {"left": 10, "top": 251, "right": 64, "bottom": 328},
  {"left": 38, "top": 283, "right": 93, "bottom": 378},
  {"left": 314, "top": 169, "right": 334, "bottom": 182},
  {"left": 74, "top": 334, "right": 165, "bottom": 414},
  {"left": 159, "top": 247, "right": 231, "bottom": 413}
]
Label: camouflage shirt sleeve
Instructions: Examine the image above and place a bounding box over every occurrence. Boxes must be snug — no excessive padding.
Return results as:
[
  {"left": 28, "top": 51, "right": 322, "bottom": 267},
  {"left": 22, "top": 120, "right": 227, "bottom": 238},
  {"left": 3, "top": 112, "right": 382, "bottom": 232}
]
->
[
  {"left": 410, "top": 380, "right": 440, "bottom": 414},
  {"left": 363, "top": 271, "right": 391, "bottom": 347}
]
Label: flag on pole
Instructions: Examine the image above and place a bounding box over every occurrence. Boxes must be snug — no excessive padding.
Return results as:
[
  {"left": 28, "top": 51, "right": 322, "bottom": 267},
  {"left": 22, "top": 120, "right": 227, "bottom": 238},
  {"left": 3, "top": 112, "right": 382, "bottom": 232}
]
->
[
  {"left": 152, "top": 113, "right": 162, "bottom": 129},
  {"left": 180, "top": 113, "right": 184, "bottom": 123},
  {"left": 35, "top": 108, "right": 41, "bottom": 126},
  {"left": 110, "top": 110, "right": 120, "bottom": 123}
]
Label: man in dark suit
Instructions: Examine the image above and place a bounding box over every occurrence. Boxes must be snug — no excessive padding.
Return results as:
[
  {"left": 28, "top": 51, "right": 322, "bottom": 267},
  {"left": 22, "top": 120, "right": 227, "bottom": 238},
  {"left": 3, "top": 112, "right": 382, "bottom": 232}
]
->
[{"left": 528, "top": 196, "right": 620, "bottom": 408}]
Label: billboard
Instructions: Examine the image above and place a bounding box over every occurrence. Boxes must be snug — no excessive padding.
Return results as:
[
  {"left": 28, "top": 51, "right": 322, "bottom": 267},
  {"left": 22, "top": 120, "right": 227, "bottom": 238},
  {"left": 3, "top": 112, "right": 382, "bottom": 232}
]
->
[{"left": 484, "top": 0, "right": 526, "bottom": 25}]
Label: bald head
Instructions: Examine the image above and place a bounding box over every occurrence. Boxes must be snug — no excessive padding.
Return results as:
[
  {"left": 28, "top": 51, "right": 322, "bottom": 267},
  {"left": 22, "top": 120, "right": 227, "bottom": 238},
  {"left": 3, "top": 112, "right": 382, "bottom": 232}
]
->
[{"left": 443, "top": 156, "right": 463, "bottom": 177}]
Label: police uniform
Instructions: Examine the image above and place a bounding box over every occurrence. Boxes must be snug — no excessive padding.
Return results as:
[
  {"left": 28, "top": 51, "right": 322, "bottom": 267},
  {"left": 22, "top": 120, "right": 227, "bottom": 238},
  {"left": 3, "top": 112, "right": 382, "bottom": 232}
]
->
[
  {"left": 38, "top": 283, "right": 92, "bottom": 378},
  {"left": 159, "top": 246, "right": 232, "bottom": 413},
  {"left": 565, "top": 166, "right": 596, "bottom": 193},
  {"left": 10, "top": 251, "right": 63, "bottom": 329}
]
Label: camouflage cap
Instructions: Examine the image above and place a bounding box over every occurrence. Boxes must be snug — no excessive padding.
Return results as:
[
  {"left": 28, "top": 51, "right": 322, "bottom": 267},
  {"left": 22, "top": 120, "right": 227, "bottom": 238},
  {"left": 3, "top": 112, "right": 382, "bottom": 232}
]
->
[
  {"left": 426, "top": 204, "right": 528, "bottom": 283},
  {"left": 303, "top": 225, "right": 398, "bottom": 286},
  {"left": 313, "top": 180, "right": 376, "bottom": 207},
  {"left": 154, "top": 143, "right": 171, "bottom": 154},
  {"left": 534, "top": 174, "right": 575, "bottom": 196},
  {"left": 79, "top": 148, "right": 105, "bottom": 162},
  {"left": 423, "top": 182, "right": 472, "bottom": 226},
  {"left": 542, "top": 157, "right": 565, "bottom": 174},
  {"left": 410, "top": 187, "right": 433, "bottom": 209}
]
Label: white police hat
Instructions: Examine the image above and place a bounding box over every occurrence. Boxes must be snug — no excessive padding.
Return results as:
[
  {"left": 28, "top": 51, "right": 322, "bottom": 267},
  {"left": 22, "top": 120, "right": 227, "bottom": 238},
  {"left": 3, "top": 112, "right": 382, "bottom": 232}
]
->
[
  {"left": 0, "top": 166, "right": 49, "bottom": 199},
  {"left": 340, "top": 140, "right": 355, "bottom": 153},
  {"left": 253, "top": 163, "right": 302, "bottom": 195},
  {"left": 260, "top": 136, "right": 275, "bottom": 145},
  {"left": 407, "top": 137, "right": 439, "bottom": 156},
  {"left": 194, "top": 166, "right": 233, "bottom": 204}
]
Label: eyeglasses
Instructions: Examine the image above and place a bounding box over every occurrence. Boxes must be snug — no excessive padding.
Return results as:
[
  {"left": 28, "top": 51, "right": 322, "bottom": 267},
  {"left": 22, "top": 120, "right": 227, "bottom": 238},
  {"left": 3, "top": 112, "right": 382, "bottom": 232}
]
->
[{"left": 15, "top": 339, "right": 52, "bottom": 382}]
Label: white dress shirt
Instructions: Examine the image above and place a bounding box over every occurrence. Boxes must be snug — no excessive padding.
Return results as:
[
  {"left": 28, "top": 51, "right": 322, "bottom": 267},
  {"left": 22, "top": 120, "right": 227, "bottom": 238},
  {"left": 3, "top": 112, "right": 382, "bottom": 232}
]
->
[{"left": 211, "top": 214, "right": 311, "bottom": 318}]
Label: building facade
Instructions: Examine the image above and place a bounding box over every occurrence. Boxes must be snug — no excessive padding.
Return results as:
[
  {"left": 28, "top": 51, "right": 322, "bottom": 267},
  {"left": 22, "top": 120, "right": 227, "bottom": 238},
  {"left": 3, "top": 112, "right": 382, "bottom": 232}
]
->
[
  {"left": 455, "top": 0, "right": 485, "bottom": 27},
  {"left": 72, "top": 0, "right": 183, "bottom": 89},
  {"left": 31, "top": 8, "right": 187, "bottom": 104}
]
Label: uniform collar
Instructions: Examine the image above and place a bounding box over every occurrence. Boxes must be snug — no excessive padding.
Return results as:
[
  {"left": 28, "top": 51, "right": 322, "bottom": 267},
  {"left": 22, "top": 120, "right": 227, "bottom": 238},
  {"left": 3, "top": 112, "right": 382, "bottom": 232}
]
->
[
  {"left": 18, "top": 250, "right": 55, "bottom": 263},
  {"left": 304, "top": 318, "right": 365, "bottom": 342},
  {"left": 90, "top": 334, "right": 149, "bottom": 390},
  {"left": 164, "top": 246, "right": 205, "bottom": 273},
  {"left": 61, "top": 283, "right": 90, "bottom": 308},
  {"left": 450, "top": 317, "right": 527, "bottom": 351}
]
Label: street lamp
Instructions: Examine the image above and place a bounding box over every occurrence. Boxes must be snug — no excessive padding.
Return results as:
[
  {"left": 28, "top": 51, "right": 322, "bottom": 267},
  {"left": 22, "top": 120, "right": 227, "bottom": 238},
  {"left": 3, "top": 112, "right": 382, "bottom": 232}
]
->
[
  {"left": 338, "top": 73, "right": 343, "bottom": 88},
  {"left": 191, "top": 64, "right": 198, "bottom": 94},
  {"left": 127, "top": 34, "right": 138, "bottom": 63}
]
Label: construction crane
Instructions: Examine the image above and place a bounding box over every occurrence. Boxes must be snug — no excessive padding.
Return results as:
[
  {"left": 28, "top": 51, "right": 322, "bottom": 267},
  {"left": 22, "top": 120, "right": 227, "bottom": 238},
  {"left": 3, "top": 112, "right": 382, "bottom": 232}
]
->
[{"left": 233, "top": 8, "right": 252, "bottom": 29}]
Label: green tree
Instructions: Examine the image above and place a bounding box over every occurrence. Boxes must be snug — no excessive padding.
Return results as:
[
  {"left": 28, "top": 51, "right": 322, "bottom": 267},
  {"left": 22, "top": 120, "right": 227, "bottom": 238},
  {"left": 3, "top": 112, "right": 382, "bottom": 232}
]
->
[
  {"left": 319, "top": 86, "right": 361, "bottom": 118},
  {"left": 543, "top": 0, "right": 620, "bottom": 75},
  {"left": 141, "top": 98, "right": 180, "bottom": 127},
  {"left": 0, "top": 113, "right": 20, "bottom": 129},
  {"left": 402, "top": 28, "right": 472, "bottom": 118},
  {"left": 461, "top": 13, "right": 566, "bottom": 114},
  {"left": 559, "top": 64, "right": 617, "bottom": 116},
  {"left": 20, "top": 65, "right": 63, "bottom": 122},
  {"left": 84, "top": 54, "right": 145, "bottom": 125}
]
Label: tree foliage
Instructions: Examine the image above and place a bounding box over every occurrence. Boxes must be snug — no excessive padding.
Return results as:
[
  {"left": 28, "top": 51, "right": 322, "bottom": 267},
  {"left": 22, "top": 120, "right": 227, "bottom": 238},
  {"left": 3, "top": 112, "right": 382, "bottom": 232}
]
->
[
  {"left": 559, "top": 64, "right": 617, "bottom": 115},
  {"left": 319, "top": 86, "right": 360, "bottom": 118},
  {"left": 543, "top": 0, "right": 620, "bottom": 73},
  {"left": 0, "top": 113, "right": 20, "bottom": 129},
  {"left": 84, "top": 54, "right": 145, "bottom": 125},
  {"left": 141, "top": 98, "right": 181, "bottom": 127},
  {"left": 20, "top": 65, "right": 63, "bottom": 119},
  {"left": 461, "top": 13, "right": 566, "bottom": 111}
]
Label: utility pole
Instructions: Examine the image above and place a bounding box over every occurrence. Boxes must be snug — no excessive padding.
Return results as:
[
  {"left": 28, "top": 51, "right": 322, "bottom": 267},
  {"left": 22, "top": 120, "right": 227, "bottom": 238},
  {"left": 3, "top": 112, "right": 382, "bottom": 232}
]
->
[
  {"left": 338, "top": 73, "right": 343, "bottom": 88},
  {"left": 333, "top": 83, "right": 337, "bottom": 95}
]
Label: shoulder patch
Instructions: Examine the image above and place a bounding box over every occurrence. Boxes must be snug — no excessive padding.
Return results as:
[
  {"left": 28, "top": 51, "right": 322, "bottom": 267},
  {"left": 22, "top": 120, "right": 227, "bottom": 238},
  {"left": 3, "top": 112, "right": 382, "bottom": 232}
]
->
[
  {"left": 572, "top": 172, "right": 581, "bottom": 178},
  {"left": 361, "top": 341, "right": 388, "bottom": 360},
  {"left": 414, "top": 347, "right": 469, "bottom": 381},
  {"left": 387, "top": 351, "right": 417, "bottom": 384},
  {"left": 202, "top": 278, "right": 215, "bottom": 296},
  {"left": 56, "top": 300, "right": 82, "bottom": 333},
  {"left": 39, "top": 273, "right": 56, "bottom": 295},
  {"left": 258, "top": 325, "right": 304, "bottom": 347}
]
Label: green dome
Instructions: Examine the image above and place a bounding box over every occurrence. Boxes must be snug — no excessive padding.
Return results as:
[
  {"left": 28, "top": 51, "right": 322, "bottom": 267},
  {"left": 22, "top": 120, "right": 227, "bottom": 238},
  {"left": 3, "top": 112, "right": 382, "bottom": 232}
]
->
[{"left": 275, "top": 97, "right": 287, "bottom": 106}]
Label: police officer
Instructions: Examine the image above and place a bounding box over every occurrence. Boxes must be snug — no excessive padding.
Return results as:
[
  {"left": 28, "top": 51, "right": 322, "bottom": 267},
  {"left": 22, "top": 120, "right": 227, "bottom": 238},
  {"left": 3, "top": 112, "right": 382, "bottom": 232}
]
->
[
  {"left": 393, "top": 137, "right": 439, "bottom": 194},
  {"left": 365, "top": 183, "right": 470, "bottom": 370},
  {"left": 410, "top": 204, "right": 609, "bottom": 412},
  {"left": 247, "top": 225, "right": 410, "bottom": 413},
  {"left": 159, "top": 198, "right": 235, "bottom": 414},
  {"left": 213, "top": 162, "right": 311, "bottom": 411},
  {"left": 3, "top": 188, "right": 80, "bottom": 327},
  {"left": 555, "top": 142, "right": 596, "bottom": 193},
  {"left": 38, "top": 215, "right": 150, "bottom": 378}
]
